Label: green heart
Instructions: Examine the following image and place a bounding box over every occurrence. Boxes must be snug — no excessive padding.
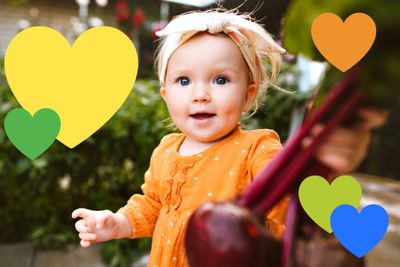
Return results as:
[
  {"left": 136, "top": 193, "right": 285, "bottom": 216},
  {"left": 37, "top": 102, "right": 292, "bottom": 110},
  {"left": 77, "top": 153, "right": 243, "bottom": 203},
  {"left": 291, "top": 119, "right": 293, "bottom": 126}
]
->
[
  {"left": 4, "top": 108, "right": 61, "bottom": 159},
  {"left": 298, "top": 175, "right": 362, "bottom": 233}
]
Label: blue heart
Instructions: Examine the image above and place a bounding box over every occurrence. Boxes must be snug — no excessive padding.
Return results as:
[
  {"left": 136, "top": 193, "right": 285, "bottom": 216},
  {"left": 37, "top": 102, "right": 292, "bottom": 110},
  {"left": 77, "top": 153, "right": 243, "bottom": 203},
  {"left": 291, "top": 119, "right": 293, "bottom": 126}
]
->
[{"left": 331, "top": 204, "right": 389, "bottom": 258}]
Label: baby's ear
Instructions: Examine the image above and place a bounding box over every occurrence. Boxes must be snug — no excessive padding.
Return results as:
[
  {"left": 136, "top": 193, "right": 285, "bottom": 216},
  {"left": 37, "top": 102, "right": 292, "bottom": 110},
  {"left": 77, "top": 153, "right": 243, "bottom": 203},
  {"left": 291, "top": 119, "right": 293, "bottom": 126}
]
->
[
  {"left": 243, "top": 83, "right": 257, "bottom": 111},
  {"left": 160, "top": 82, "right": 166, "bottom": 100}
]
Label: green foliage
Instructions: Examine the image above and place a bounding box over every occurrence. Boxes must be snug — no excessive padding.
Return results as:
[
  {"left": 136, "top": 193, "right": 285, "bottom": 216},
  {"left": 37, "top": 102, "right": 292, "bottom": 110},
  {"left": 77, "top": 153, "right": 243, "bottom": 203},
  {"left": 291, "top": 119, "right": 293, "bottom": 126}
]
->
[
  {"left": 283, "top": 0, "right": 400, "bottom": 59},
  {"left": 5, "top": 0, "right": 30, "bottom": 5},
  {"left": 242, "top": 58, "right": 305, "bottom": 141},
  {"left": 0, "top": 55, "right": 169, "bottom": 265},
  {"left": 283, "top": 0, "right": 400, "bottom": 104}
]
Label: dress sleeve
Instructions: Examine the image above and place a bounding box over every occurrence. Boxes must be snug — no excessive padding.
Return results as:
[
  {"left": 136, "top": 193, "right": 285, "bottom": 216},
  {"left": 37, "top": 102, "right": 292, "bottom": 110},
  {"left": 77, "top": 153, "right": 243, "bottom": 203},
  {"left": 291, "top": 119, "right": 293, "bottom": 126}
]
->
[
  {"left": 249, "top": 129, "right": 282, "bottom": 176},
  {"left": 117, "top": 148, "right": 162, "bottom": 238},
  {"left": 248, "top": 129, "right": 289, "bottom": 239}
]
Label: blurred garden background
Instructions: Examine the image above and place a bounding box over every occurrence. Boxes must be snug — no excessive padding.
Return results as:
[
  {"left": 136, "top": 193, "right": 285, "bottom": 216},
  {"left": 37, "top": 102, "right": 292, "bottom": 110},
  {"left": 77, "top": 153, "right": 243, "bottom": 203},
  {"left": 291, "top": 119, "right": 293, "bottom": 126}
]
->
[{"left": 0, "top": 0, "right": 399, "bottom": 267}]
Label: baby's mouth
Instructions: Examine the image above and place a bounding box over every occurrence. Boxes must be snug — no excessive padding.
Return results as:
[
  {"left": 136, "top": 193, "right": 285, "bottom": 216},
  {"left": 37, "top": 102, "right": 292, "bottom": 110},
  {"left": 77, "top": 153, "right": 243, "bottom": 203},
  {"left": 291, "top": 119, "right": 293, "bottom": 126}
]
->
[{"left": 190, "top": 113, "right": 216, "bottom": 120}]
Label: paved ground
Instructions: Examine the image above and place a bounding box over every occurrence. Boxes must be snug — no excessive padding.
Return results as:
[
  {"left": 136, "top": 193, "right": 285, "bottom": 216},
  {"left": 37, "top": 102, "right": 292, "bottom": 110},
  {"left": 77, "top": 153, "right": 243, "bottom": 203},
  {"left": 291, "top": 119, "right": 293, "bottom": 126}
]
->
[
  {"left": 0, "top": 243, "right": 106, "bottom": 267},
  {"left": 33, "top": 244, "right": 105, "bottom": 267},
  {"left": 0, "top": 243, "right": 33, "bottom": 267}
]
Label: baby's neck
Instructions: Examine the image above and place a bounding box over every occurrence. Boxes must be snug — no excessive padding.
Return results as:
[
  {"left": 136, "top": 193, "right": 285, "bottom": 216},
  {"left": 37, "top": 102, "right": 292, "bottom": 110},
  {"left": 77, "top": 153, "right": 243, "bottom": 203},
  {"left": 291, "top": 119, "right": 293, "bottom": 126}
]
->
[
  {"left": 178, "top": 128, "right": 238, "bottom": 156},
  {"left": 178, "top": 137, "right": 218, "bottom": 156}
]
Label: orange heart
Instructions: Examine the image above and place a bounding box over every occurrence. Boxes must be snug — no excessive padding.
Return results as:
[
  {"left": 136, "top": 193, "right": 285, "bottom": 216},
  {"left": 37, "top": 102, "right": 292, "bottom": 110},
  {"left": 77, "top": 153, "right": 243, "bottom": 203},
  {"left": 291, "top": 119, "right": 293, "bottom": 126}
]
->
[{"left": 311, "top": 13, "right": 376, "bottom": 72}]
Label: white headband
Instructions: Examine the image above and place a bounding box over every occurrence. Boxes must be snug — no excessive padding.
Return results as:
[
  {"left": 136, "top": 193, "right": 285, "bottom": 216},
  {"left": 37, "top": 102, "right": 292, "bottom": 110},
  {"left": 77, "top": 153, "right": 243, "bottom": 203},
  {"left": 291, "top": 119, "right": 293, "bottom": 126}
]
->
[{"left": 156, "top": 12, "right": 285, "bottom": 88}]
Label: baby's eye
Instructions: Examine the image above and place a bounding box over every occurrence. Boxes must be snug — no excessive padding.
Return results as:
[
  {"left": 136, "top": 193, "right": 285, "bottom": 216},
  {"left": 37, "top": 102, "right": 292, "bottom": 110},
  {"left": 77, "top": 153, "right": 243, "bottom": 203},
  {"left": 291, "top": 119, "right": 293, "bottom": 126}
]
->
[
  {"left": 178, "top": 77, "right": 190, "bottom": 86},
  {"left": 215, "top": 76, "right": 229, "bottom": 85}
]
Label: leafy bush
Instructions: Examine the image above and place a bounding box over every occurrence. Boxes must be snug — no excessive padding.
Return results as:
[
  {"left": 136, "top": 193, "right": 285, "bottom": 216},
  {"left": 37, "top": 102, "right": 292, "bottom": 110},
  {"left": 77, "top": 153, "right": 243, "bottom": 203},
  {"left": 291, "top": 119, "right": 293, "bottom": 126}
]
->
[{"left": 0, "top": 56, "right": 169, "bottom": 264}]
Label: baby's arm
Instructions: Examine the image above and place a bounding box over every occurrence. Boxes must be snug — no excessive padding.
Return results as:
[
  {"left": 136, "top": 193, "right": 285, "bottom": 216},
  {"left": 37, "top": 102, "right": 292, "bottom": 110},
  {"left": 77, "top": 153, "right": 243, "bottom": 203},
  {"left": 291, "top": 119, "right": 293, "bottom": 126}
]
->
[
  {"left": 72, "top": 171, "right": 161, "bottom": 247},
  {"left": 71, "top": 208, "right": 132, "bottom": 247},
  {"left": 71, "top": 137, "right": 168, "bottom": 247}
]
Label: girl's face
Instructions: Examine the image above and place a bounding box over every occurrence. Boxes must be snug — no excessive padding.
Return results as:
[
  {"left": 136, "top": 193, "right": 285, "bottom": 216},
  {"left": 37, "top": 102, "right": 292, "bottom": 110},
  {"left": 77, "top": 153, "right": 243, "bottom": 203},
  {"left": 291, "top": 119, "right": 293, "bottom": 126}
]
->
[{"left": 161, "top": 33, "right": 257, "bottom": 143}]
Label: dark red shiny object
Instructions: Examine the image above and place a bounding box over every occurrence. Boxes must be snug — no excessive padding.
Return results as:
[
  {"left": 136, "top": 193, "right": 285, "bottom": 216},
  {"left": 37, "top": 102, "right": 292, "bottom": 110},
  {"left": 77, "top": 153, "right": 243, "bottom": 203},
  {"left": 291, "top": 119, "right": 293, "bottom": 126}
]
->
[{"left": 185, "top": 201, "right": 280, "bottom": 267}]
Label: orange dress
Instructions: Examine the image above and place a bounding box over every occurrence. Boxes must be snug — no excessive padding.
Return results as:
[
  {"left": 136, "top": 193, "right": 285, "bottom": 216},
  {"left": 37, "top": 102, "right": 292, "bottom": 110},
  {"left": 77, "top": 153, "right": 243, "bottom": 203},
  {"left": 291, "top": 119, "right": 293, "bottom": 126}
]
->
[{"left": 118, "top": 127, "right": 289, "bottom": 267}]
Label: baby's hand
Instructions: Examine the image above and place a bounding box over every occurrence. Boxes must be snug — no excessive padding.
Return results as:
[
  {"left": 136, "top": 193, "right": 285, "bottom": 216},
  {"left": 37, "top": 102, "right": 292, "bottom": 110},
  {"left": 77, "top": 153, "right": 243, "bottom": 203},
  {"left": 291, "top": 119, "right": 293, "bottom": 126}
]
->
[{"left": 72, "top": 208, "right": 120, "bottom": 247}]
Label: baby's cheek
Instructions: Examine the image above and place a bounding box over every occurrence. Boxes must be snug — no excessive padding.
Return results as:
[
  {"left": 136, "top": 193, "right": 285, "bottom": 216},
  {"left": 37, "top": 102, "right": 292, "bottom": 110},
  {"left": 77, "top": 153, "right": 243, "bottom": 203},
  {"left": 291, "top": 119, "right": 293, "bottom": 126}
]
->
[
  {"left": 166, "top": 103, "right": 187, "bottom": 128},
  {"left": 165, "top": 98, "right": 181, "bottom": 112},
  {"left": 221, "top": 99, "right": 246, "bottom": 114}
]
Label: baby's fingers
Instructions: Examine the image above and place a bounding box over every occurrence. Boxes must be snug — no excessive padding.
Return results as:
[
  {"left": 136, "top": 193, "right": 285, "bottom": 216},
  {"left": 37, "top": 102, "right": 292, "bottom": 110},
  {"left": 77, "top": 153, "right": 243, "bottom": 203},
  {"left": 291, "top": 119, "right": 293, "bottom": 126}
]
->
[
  {"left": 85, "top": 213, "right": 96, "bottom": 232},
  {"left": 75, "top": 219, "right": 89, "bottom": 233},
  {"left": 80, "top": 240, "right": 91, "bottom": 248},
  {"left": 79, "top": 232, "right": 97, "bottom": 241},
  {"left": 72, "top": 208, "right": 91, "bottom": 219}
]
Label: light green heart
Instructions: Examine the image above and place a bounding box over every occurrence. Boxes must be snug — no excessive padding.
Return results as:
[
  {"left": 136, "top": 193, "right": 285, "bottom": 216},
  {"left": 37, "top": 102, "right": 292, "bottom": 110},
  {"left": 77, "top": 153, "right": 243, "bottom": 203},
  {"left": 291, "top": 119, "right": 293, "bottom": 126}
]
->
[{"left": 298, "top": 175, "right": 362, "bottom": 233}]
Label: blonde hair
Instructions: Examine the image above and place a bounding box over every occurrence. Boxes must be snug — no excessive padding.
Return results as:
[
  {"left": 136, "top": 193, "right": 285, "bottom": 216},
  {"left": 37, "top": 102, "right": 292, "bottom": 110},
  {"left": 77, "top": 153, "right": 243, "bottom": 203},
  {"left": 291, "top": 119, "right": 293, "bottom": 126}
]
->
[{"left": 155, "top": 9, "right": 285, "bottom": 111}]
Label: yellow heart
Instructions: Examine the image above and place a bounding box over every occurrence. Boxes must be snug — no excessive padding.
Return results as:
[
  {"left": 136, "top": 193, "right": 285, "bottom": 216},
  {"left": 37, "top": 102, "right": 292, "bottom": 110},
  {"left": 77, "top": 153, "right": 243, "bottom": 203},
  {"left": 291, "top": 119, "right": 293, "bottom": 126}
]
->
[
  {"left": 5, "top": 26, "right": 138, "bottom": 148},
  {"left": 311, "top": 13, "right": 376, "bottom": 72}
]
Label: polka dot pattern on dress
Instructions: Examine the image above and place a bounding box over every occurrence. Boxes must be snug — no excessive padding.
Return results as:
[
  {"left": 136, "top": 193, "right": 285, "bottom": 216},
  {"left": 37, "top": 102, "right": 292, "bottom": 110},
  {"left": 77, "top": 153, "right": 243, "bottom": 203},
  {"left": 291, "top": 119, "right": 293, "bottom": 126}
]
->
[
  {"left": 127, "top": 200, "right": 139, "bottom": 207},
  {"left": 117, "top": 129, "right": 284, "bottom": 265}
]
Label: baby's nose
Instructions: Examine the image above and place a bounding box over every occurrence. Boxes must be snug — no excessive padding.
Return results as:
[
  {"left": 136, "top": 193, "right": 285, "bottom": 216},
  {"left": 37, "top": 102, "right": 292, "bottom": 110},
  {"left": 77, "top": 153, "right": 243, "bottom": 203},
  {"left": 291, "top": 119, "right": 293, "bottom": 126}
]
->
[{"left": 191, "top": 84, "right": 211, "bottom": 103}]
